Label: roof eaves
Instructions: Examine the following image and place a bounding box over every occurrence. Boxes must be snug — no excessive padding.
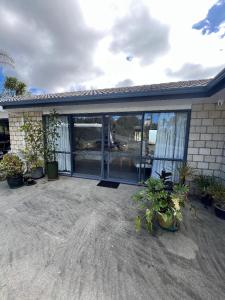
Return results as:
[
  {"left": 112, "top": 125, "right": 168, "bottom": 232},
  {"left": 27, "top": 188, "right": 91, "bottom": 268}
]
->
[
  {"left": 206, "top": 67, "right": 225, "bottom": 96},
  {"left": 1, "top": 85, "right": 207, "bottom": 109}
]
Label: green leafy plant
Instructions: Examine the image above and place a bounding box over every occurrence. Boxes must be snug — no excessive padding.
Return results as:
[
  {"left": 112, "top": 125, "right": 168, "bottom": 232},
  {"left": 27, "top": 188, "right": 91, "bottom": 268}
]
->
[
  {"left": 177, "top": 163, "right": 195, "bottom": 184},
  {"left": 0, "top": 153, "right": 24, "bottom": 177},
  {"left": 20, "top": 115, "right": 44, "bottom": 171},
  {"left": 208, "top": 181, "right": 225, "bottom": 210},
  {"left": 44, "top": 110, "right": 61, "bottom": 162},
  {"left": 133, "top": 178, "right": 189, "bottom": 233},
  {"left": 194, "top": 175, "right": 216, "bottom": 195}
]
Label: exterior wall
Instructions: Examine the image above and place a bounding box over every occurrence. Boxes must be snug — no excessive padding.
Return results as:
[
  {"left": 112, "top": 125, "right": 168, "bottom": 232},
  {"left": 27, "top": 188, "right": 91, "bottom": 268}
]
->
[
  {"left": 187, "top": 102, "right": 225, "bottom": 182},
  {"left": 0, "top": 108, "right": 8, "bottom": 119},
  {"left": 8, "top": 111, "right": 43, "bottom": 153},
  {"left": 6, "top": 91, "right": 225, "bottom": 183},
  {"left": 220, "top": 146, "right": 225, "bottom": 182}
]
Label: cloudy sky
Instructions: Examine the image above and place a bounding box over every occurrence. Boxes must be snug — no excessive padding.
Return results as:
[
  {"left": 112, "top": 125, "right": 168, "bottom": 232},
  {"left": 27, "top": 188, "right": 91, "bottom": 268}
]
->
[{"left": 0, "top": 0, "right": 225, "bottom": 94}]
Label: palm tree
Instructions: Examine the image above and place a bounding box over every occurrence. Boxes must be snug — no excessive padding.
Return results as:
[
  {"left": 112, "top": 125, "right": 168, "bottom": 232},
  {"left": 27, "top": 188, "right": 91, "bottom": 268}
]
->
[
  {"left": 4, "top": 77, "right": 26, "bottom": 96},
  {"left": 0, "top": 51, "right": 26, "bottom": 96}
]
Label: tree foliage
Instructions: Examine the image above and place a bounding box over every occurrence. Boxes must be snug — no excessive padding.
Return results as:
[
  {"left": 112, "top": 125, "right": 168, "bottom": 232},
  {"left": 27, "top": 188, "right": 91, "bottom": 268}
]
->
[{"left": 4, "top": 76, "right": 26, "bottom": 96}]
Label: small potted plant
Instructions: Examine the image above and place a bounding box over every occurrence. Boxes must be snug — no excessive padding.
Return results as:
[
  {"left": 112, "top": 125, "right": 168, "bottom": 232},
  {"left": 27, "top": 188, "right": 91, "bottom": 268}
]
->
[
  {"left": 133, "top": 178, "right": 189, "bottom": 233},
  {"left": 194, "top": 175, "right": 216, "bottom": 207},
  {"left": 20, "top": 116, "right": 44, "bottom": 179},
  {"left": 177, "top": 162, "right": 195, "bottom": 185},
  {"left": 211, "top": 183, "right": 225, "bottom": 220},
  {"left": 0, "top": 153, "right": 24, "bottom": 188},
  {"left": 44, "top": 110, "right": 61, "bottom": 180}
]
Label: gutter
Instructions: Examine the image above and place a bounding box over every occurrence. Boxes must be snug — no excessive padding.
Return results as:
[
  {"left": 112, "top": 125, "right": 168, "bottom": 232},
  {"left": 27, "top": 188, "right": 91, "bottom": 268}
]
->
[{"left": 0, "top": 86, "right": 207, "bottom": 109}]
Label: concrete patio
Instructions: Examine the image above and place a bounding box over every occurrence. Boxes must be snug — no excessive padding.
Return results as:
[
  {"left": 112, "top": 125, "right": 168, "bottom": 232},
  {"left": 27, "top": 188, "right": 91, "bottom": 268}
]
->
[{"left": 0, "top": 177, "right": 224, "bottom": 300}]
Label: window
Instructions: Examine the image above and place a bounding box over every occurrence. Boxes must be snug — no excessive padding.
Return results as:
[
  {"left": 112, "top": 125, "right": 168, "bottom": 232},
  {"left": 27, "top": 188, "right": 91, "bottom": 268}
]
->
[{"left": 142, "top": 112, "right": 188, "bottom": 181}]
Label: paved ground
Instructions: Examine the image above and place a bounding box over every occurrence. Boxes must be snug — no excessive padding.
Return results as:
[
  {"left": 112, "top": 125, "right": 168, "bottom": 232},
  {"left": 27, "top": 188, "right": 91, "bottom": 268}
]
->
[{"left": 0, "top": 177, "right": 225, "bottom": 300}]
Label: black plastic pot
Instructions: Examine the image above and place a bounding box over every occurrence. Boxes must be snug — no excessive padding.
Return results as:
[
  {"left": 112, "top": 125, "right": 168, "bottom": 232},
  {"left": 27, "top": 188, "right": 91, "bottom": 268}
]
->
[
  {"left": 46, "top": 161, "right": 58, "bottom": 180},
  {"left": 7, "top": 174, "right": 24, "bottom": 189},
  {"left": 31, "top": 167, "right": 44, "bottom": 179},
  {"left": 214, "top": 204, "right": 225, "bottom": 220},
  {"left": 200, "top": 193, "right": 213, "bottom": 208}
]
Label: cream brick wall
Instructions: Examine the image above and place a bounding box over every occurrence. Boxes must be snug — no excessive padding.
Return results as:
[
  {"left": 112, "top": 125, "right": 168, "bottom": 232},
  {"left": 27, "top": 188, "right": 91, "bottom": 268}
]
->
[
  {"left": 187, "top": 103, "right": 225, "bottom": 182},
  {"left": 8, "top": 111, "right": 43, "bottom": 154},
  {"left": 6, "top": 93, "right": 225, "bottom": 183}
]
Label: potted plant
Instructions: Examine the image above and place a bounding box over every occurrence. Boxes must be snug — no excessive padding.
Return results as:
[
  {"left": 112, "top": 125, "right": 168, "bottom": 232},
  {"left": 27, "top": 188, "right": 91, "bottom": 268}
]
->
[
  {"left": 133, "top": 178, "right": 189, "bottom": 233},
  {"left": 210, "top": 182, "right": 225, "bottom": 220},
  {"left": 44, "top": 110, "right": 61, "bottom": 180},
  {"left": 194, "top": 175, "right": 216, "bottom": 207},
  {"left": 0, "top": 153, "right": 24, "bottom": 188},
  {"left": 20, "top": 116, "right": 44, "bottom": 179},
  {"left": 177, "top": 162, "right": 195, "bottom": 184}
]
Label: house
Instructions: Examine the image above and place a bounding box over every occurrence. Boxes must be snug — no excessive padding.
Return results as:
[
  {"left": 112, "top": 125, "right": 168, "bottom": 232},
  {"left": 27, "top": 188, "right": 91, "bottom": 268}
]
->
[
  {"left": 0, "top": 68, "right": 224, "bottom": 185},
  {"left": 0, "top": 108, "right": 10, "bottom": 158}
]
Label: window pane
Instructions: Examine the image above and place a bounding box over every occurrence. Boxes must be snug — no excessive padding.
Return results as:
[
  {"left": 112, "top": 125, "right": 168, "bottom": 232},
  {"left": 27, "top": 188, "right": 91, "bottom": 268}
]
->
[
  {"left": 46, "top": 115, "right": 71, "bottom": 172},
  {"left": 56, "top": 153, "right": 71, "bottom": 172},
  {"left": 73, "top": 116, "right": 102, "bottom": 176},
  {"left": 142, "top": 112, "right": 188, "bottom": 180},
  {"left": 108, "top": 115, "right": 142, "bottom": 182},
  {"left": 143, "top": 112, "right": 187, "bottom": 160}
]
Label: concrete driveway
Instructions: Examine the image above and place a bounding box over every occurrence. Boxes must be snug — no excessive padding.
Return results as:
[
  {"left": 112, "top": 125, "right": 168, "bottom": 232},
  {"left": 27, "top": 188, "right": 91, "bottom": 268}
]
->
[{"left": 0, "top": 177, "right": 225, "bottom": 300}]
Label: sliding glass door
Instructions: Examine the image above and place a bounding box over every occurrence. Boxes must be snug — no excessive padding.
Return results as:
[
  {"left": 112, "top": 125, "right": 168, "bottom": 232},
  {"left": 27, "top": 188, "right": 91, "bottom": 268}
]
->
[
  {"left": 72, "top": 116, "right": 103, "bottom": 177},
  {"left": 106, "top": 114, "right": 142, "bottom": 182},
  {"left": 142, "top": 112, "right": 188, "bottom": 181},
  {"left": 49, "top": 110, "right": 189, "bottom": 184}
]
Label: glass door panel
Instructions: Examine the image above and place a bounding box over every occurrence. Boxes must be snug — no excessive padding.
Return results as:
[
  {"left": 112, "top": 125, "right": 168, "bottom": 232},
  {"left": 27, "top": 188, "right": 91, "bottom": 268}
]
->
[
  {"left": 107, "top": 114, "right": 142, "bottom": 182},
  {"left": 73, "top": 116, "right": 103, "bottom": 176},
  {"left": 142, "top": 112, "right": 188, "bottom": 181}
]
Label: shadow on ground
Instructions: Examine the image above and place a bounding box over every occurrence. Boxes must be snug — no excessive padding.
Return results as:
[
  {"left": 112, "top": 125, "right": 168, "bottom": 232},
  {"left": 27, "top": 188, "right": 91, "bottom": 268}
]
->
[{"left": 0, "top": 177, "right": 224, "bottom": 300}]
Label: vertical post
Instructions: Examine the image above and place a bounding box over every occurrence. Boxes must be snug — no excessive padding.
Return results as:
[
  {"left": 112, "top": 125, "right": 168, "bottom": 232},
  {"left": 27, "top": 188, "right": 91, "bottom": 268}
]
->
[
  {"left": 139, "top": 112, "right": 144, "bottom": 183},
  {"left": 184, "top": 110, "right": 191, "bottom": 162},
  {"left": 69, "top": 115, "right": 73, "bottom": 177}
]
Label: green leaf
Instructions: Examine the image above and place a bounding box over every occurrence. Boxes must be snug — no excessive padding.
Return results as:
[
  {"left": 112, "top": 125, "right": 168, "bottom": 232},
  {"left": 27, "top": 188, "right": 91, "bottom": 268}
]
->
[{"left": 135, "top": 216, "right": 141, "bottom": 232}]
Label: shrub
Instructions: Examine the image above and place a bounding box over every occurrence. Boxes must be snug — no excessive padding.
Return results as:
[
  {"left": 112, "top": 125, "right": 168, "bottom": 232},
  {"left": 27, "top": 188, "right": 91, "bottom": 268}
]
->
[{"left": 0, "top": 153, "right": 24, "bottom": 177}]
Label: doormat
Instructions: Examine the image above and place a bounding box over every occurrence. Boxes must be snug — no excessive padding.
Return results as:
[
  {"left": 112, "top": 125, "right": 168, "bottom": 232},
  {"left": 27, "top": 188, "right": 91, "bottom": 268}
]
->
[{"left": 97, "top": 180, "right": 120, "bottom": 188}]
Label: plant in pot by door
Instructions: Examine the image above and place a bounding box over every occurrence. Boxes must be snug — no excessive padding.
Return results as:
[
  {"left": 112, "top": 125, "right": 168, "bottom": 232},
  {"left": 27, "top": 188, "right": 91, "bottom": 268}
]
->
[
  {"left": 44, "top": 110, "right": 61, "bottom": 180},
  {"left": 0, "top": 153, "right": 24, "bottom": 188},
  {"left": 194, "top": 175, "right": 216, "bottom": 208},
  {"left": 177, "top": 162, "right": 195, "bottom": 185},
  {"left": 20, "top": 116, "right": 44, "bottom": 179},
  {"left": 133, "top": 178, "right": 189, "bottom": 233},
  {"left": 210, "top": 183, "right": 225, "bottom": 220}
]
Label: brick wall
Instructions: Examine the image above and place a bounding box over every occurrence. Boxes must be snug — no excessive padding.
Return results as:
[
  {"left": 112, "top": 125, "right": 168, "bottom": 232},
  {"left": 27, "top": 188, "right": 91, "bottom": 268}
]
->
[
  {"left": 187, "top": 103, "right": 225, "bottom": 182},
  {"left": 8, "top": 111, "right": 43, "bottom": 153},
  {"left": 7, "top": 102, "right": 225, "bottom": 183}
]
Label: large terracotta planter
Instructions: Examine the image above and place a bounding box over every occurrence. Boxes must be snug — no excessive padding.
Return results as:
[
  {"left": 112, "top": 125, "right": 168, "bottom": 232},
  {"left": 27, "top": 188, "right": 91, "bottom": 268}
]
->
[{"left": 157, "top": 212, "right": 179, "bottom": 232}]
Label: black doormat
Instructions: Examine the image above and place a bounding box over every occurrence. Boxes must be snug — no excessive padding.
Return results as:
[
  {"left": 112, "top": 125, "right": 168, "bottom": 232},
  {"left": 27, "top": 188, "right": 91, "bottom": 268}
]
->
[{"left": 97, "top": 180, "right": 120, "bottom": 189}]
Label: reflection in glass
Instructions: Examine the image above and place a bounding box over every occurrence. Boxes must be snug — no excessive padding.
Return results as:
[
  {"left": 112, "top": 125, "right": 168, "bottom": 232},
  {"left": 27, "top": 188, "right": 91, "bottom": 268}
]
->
[
  {"left": 108, "top": 115, "right": 142, "bottom": 181},
  {"left": 73, "top": 116, "right": 102, "bottom": 176},
  {"left": 55, "top": 116, "right": 71, "bottom": 172},
  {"left": 0, "top": 119, "right": 10, "bottom": 153}
]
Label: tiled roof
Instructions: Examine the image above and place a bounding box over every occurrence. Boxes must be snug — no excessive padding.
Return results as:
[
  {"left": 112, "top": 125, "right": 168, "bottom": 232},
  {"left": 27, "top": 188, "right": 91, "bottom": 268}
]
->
[{"left": 0, "top": 79, "right": 211, "bottom": 104}]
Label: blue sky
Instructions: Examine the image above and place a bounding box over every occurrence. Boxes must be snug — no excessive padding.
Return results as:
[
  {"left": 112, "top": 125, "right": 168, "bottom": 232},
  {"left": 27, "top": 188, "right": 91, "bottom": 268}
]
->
[
  {"left": 193, "top": 0, "right": 225, "bottom": 36},
  {"left": 0, "top": 0, "right": 224, "bottom": 94}
]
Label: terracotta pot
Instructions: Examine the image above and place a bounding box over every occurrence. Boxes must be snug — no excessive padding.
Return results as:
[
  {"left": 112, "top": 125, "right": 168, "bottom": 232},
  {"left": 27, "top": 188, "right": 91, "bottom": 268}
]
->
[{"left": 157, "top": 212, "right": 179, "bottom": 232}]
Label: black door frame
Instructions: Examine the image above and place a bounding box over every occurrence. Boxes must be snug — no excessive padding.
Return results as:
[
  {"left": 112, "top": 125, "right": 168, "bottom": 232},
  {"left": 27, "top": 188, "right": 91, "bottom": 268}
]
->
[{"left": 44, "top": 109, "right": 191, "bottom": 185}]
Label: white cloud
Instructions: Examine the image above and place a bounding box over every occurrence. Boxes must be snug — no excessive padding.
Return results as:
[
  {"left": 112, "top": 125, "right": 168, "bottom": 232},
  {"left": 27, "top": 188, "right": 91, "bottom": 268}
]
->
[{"left": 0, "top": 0, "right": 224, "bottom": 92}]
